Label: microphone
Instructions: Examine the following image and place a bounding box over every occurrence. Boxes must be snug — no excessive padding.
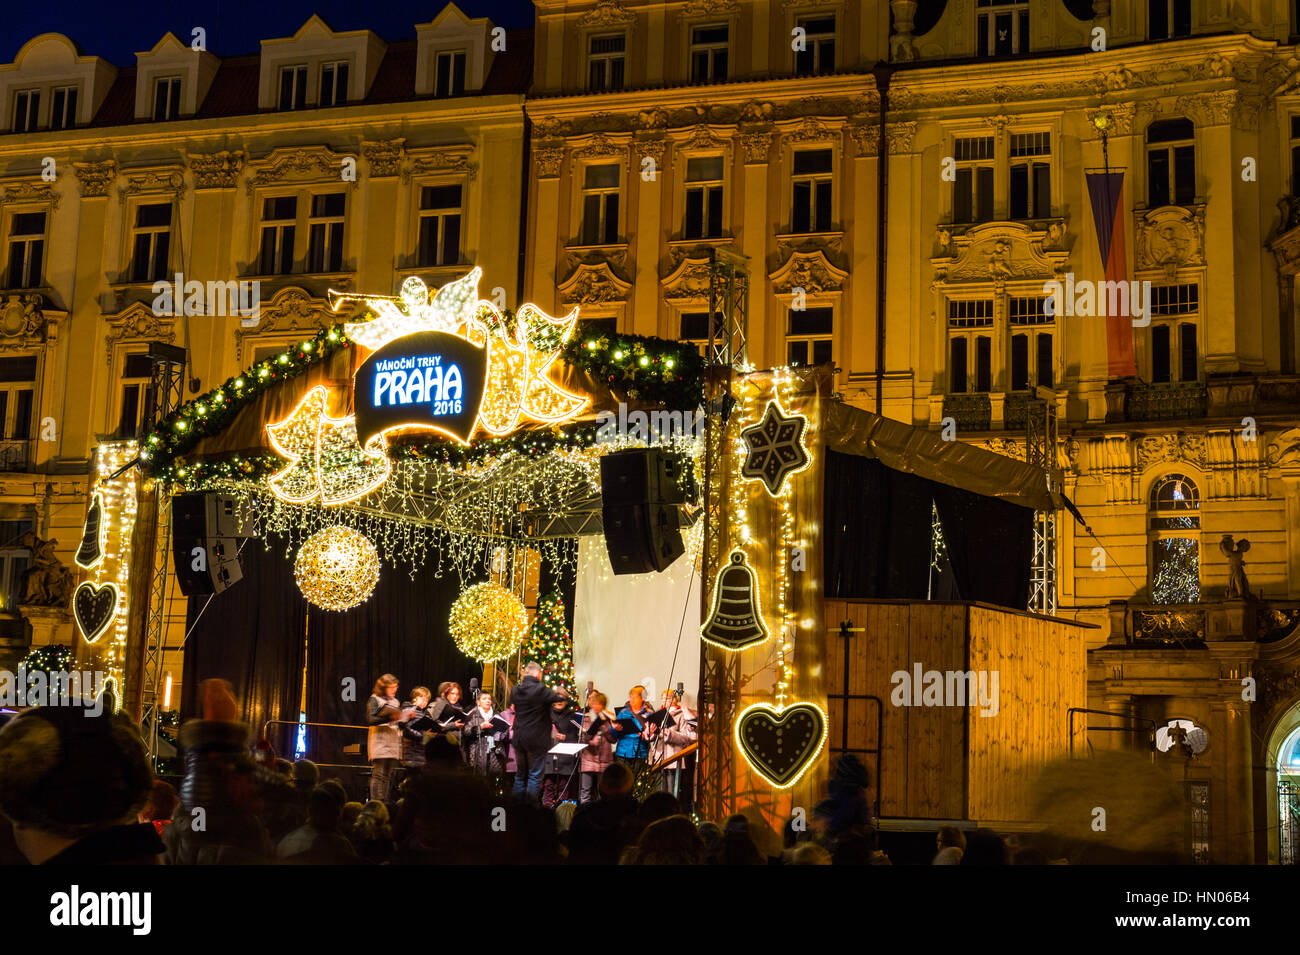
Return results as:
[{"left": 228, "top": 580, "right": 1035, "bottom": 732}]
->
[{"left": 469, "top": 677, "right": 480, "bottom": 701}]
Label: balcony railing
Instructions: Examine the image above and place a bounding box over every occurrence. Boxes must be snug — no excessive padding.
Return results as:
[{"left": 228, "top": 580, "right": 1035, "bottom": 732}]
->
[
  {"left": 1107, "top": 380, "right": 1207, "bottom": 423},
  {"left": 942, "top": 393, "right": 991, "bottom": 431},
  {"left": 0, "top": 439, "right": 32, "bottom": 472}
]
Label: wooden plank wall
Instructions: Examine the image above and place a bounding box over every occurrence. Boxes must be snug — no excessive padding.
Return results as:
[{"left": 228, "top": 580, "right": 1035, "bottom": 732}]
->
[
  {"left": 966, "top": 605, "right": 1087, "bottom": 823},
  {"left": 824, "top": 600, "right": 965, "bottom": 819}
]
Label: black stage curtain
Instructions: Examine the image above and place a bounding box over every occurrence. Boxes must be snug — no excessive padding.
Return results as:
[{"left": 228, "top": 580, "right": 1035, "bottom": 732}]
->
[
  {"left": 930, "top": 481, "right": 1034, "bottom": 611},
  {"left": 180, "top": 537, "right": 306, "bottom": 742},
  {"left": 823, "top": 450, "right": 1033, "bottom": 608},
  {"left": 824, "top": 452, "right": 932, "bottom": 599}
]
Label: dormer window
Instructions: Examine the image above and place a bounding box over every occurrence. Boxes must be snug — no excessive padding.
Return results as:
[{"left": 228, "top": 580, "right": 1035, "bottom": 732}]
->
[
  {"left": 588, "top": 34, "right": 626, "bottom": 91},
  {"left": 49, "top": 86, "right": 77, "bottom": 130},
  {"left": 279, "top": 65, "right": 307, "bottom": 110},
  {"left": 153, "top": 77, "right": 181, "bottom": 121},
  {"left": 319, "top": 61, "right": 349, "bottom": 108},
  {"left": 976, "top": 0, "right": 1029, "bottom": 57},
  {"left": 434, "top": 50, "right": 466, "bottom": 98},
  {"left": 12, "top": 91, "right": 38, "bottom": 134}
]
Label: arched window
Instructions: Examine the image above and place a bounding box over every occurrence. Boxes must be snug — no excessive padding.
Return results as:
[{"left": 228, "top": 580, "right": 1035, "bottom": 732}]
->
[
  {"left": 1146, "top": 118, "right": 1195, "bottom": 207},
  {"left": 1149, "top": 473, "right": 1200, "bottom": 603}
]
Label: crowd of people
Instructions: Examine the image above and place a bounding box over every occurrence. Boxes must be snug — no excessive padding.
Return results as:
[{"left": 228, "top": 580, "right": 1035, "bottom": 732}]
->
[{"left": 0, "top": 668, "right": 1110, "bottom": 865}]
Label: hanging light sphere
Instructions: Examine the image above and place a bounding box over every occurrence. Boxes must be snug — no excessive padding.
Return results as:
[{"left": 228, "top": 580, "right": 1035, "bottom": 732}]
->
[
  {"left": 295, "top": 526, "right": 381, "bottom": 611},
  {"left": 449, "top": 582, "right": 529, "bottom": 662}
]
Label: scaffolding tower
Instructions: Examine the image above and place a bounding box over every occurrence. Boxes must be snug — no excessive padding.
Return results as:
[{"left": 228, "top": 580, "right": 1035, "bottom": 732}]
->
[
  {"left": 698, "top": 247, "right": 749, "bottom": 822},
  {"left": 1026, "top": 386, "right": 1059, "bottom": 616},
  {"left": 139, "top": 342, "right": 186, "bottom": 759}
]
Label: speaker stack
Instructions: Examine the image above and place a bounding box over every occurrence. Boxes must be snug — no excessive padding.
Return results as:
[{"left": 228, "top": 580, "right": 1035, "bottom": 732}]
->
[
  {"left": 599, "top": 448, "right": 690, "bottom": 575},
  {"left": 171, "top": 492, "right": 256, "bottom": 595}
]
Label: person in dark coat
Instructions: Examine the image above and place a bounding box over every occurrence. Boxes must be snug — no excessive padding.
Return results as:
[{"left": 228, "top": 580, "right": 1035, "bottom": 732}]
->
[
  {"left": 0, "top": 703, "right": 163, "bottom": 865},
  {"left": 461, "top": 693, "right": 509, "bottom": 781},
  {"left": 564, "top": 762, "right": 643, "bottom": 865},
  {"left": 543, "top": 692, "right": 581, "bottom": 807},
  {"left": 509, "top": 662, "right": 566, "bottom": 801}
]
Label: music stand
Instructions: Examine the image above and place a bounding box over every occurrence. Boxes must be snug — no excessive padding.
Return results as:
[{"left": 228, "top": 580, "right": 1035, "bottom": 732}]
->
[{"left": 549, "top": 741, "right": 587, "bottom": 803}]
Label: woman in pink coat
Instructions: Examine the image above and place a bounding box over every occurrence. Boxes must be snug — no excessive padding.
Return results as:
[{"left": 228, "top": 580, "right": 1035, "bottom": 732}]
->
[{"left": 577, "top": 691, "right": 615, "bottom": 804}]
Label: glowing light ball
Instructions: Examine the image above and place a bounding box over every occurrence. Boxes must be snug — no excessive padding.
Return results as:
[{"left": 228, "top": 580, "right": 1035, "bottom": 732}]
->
[
  {"left": 449, "top": 582, "right": 529, "bottom": 662},
  {"left": 295, "top": 526, "right": 381, "bottom": 611}
]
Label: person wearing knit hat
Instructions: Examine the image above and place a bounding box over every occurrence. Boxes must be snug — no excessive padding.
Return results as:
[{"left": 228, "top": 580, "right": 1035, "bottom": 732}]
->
[{"left": 0, "top": 704, "right": 162, "bottom": 864}]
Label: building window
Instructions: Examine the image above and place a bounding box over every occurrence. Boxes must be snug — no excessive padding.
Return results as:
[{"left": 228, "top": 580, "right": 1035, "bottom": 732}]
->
[
  {"left": 417, "top": 184, "right": 462, "bottom": 267},
  {"left": 1150, "top": 0, "right": 1192, "bottom": 39},
  {"left": 279, "top": 65, "right": 307, "bottom": 110},
  {"left": 580, "top": 164, "right": 620, "bottom": 246},
  {"left": 976, "top": 0, "right": 1029, "bottom": 56},
  {"left": 0, "top": 355, "right": 36, "bottom": 462},
  {"left": 787, "top": 306, "right": 832, "bottom": 367},
  {"left": 118, "top": 352, "right": 155, "bottom": 439},
  {"left": 791, "top": 149, "right": 833, "bottom": 233},
  {"left": 1291, "top": 116, "right": 1300, "bottom": 194},
  {"left": 130, "top": 203, "right": 172, "bottom": 283},
  {"left": 684, "top": 156, "right": 724, "bottom": 239},
  {"left": 588, "top": 34, "right": 626, "bottom": 91},
  {"left": 953, "top": 136, "right": 995, "bottom": 223},
  {"left": 794, "top": 15, "right": 836, "bottom": 75},
  {"left": 49, "top": 86, "right": 77, "bottom": 131},
  {"left": 7, "top": 212, "right": 45, "bottom": 289},
  {"left": 1147, "top": 118, "right": 1196, "bottom": 207},
  {"left": 680, "top": 310, "right": 723, "bottom": 358},
  {"left": 153, "top": 76, "right": 181, "bottom": 121},
  {"left": 1148, "top": 283, "right": 1199, "bottom": 383},
  {"left": 307, "top": 193, "right": 346, "bottom": 273},
  {"left": 948, "top": 300, "right": 994, "bottom": 393},
  {"left": 1149, "top": 473, "right": 1200, "bottom": 604},
  {"left": 258, "top": 196, "right": 297, "bottom": 275},
  {"left": 12, "top": 90, "right": 38, "bottom": 134},
  {"left": 1009, "top": 132, "right": 1051, "bottom": 220},
  {"left": 434, "top": 50, "right": 467, "bottom": 98},
  {"left": 0, "top": 520, "right": 32, "bottom": 609},
  {"left": 1009, "top": 296, "right": 1053, "bottom": 390},
  {"left": 690, "top": 24, "right": 729, "bottom": 83},
  {"left": 319, "top": 61, "right": 349, "bottom": 108}
]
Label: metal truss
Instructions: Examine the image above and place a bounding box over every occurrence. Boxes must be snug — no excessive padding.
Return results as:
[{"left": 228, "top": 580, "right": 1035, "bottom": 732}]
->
[
  {"left": 707, "top": 247, "right": 750, "bottom": 370},
  {"left": 1026, "top": 387, "right": 1059, "bottom": 616}
]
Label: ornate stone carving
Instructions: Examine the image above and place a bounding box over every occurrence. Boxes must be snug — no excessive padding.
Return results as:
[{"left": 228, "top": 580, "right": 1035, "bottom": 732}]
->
[
  {"left": 404, "top": 147, "right": 478, "bottom": 183},
  {"left": 0, "top": 294, "right": 51, "bottom": 349},
  {"left": 363, "top": 139, "right": 405, "bottom": 178},
  {"left": 558, "top": 261, "right": 632, "bottom": 305},
  {"left": 738, "top": 101, "right": 775, "bottom": 125},
  {"left": 0, "top": 181, "right": 61, "bottom": 209},
  {"left": 737, "top": 131, "right": 773, "bottom": 164},
  {"left": 684, "top": 0, "right": 740, "bottom": 13},
  {"left": 572, "top": 133, "right": 627, "bottom": 160},
  {"left": 1085, "top": 104, "right": 1136, "bottom": 137},
  {"left": 1134, "top": 205, "right": 1206, "bottom": 279},
  {"left": 847, "top": 123, "right": 879, "bottom": 156},
  {"left": 188, "top": 150, "right": 245, "bottom": 189},
  {"left": 886, "top": 121, "right": 917, "bottom": 154},
  {"left": 680, "top": 124, "right": 729, "bottom": 152},
  {"left": 981, "top": 437, "right": 1026, "bottom": 461},
  {"left": 534, "top": 143, "right": 565, "bottom": 179},
  {"left": 661, "top": 255, "right": 714, "bottom": 301},
  {"left": 579, "top": 0, "right": 635, "bottom": 28},
  {"left": 120, "top": 167, "right": 186, "bottom": 198},
  {"left": 769, "top": 250, "right": 848, "bottom": 295},
  {"left": 234, "top": 287, "right": 328, "bottom": 362},
  {"left": 632, "top": 137, "right": 667, "bottom": 165},
  {"left": 74, "top": 161, "right": 117, "bottom": 198},
  {"left": 104, "top": 303, "right": 175, "bottom": 363},
  {"left": 1135, "top": 432, "right": 1208, "bottom": 473},
  {"left": 783, "top": 116, "right": 836, "bottom": 144},
  {"left": 246, "top": 147, "right": 357, "bottom": 191},
  {"left": 931, "top": 222, "right": 1069, "bottom": 289}
]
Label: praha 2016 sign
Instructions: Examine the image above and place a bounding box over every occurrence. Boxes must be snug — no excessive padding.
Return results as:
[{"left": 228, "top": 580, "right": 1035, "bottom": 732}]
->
[{"left": 354, "top": 330, "right": 487, "bottom": 446}]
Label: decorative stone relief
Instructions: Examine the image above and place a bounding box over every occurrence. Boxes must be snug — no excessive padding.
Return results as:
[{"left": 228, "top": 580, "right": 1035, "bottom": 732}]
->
[
  {"left": 558, "top": 261, "right": 633, "bottom": 306},
  {"left": 189, "top": 151, "right": 245, "bottom": 189},
  {"left": 1134, "top": 205, "right": 1206, "bottom": 279},
  {"left": 73, "top": 161, "right": 117, "bottom": 198},
  {"left": 769, "top": 250, "right": 848, "bottom": 296},
  {"left": 362, "top": 139, "right": 406, "bottom": 178},
  {"left": 234, "top": 287, "right": 328, "bottom": 362}
]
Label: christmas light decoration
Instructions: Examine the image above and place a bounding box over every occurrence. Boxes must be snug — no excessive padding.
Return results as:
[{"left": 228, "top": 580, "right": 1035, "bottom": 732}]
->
[
  {"left": 734, "top": 701, "right": 828, "bottom": 789},
  {"left": 449, "top": 581, "right": 529, "bottom": 662},
  {"left": 337, "top": 272, "right": 479, "bottom": 348},
  {"left": 267, "top": 386, "right": 390, "bottom": 505},
  {"left": 74, "top": 492, "right": 106, "bottom": 569},
  {"left": 740, "top": 398, "right": 810, "bottom": 496},
  {"left": 522, "top": 591, "right": 576, "bottom": 695},
  {"left": 701, "top": 550, "right": 769, "bottom": 652},
  {"left": 294, "top": 526, "right": 381, "bottom": 611}
]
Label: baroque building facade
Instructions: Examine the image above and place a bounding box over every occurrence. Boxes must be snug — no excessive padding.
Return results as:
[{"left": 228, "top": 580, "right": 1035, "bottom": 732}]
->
[{"left": 0, "top": 0, "right": 1297, "bottom": 863}]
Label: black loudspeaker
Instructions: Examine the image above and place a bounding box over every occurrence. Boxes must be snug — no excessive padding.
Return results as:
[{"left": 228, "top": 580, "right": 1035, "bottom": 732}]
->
[
  {"left": 172, "top": 493, "right": 251, "bottom": 595},
  {"left": 600, "top": 448, "right": 687, "bottom": 575}
]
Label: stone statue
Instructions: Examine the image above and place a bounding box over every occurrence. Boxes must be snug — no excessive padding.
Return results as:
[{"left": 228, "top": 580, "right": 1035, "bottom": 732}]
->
[
  {"left": 1219, "top": 535, "right": 1252, "bottom": 600},
  {"left": 19, "top": 532, "right": 75, "bottom": 607}
]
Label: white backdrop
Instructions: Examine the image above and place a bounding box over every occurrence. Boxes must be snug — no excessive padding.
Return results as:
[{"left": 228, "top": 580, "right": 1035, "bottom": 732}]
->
[{"left": 572, "top": 534, "right": 701, "bottom": 709}]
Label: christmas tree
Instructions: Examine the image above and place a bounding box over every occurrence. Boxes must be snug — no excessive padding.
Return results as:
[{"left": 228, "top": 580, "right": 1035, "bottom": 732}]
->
[
  {"left": 20, "top": 643, "right": 72, "bottom": 676},
  {"left": 523, "top": 592, "right": 575, "bottom": 696}
]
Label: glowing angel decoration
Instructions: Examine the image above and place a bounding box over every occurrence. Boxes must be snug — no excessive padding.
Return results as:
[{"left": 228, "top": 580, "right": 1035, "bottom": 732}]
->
[{"left": 332, "top": 269, "right": 482, "bottom": 349}]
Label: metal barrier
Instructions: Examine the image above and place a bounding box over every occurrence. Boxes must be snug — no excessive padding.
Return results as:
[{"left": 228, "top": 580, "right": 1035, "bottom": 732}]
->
[
  {"left": 1066, "top": 707, "right": 1157, "bottom": 758},
  {"left": 262, "top": 718, "right": 371, "bottom": 771}
]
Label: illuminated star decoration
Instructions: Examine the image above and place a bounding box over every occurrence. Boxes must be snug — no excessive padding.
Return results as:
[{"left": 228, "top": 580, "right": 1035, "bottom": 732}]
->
[
  {"left": 267, "top": 386, "right": 389, "bottom": 504},
  {"left": 740, "top": 399, "right": 810, "bottom": 496}
]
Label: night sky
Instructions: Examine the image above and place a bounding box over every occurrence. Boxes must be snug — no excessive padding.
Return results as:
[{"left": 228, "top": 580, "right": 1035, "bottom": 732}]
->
[{"left": 0, "top": 0, "right": 537, "bottom": 64}]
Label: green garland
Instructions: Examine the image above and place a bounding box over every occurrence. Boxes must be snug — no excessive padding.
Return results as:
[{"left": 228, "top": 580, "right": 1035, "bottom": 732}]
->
[
  {"left": 20, "top": 643, "right": 72, "bottom": 674},
  {"left": 144, "top": 315, "right": 705, "bottom": 488}
]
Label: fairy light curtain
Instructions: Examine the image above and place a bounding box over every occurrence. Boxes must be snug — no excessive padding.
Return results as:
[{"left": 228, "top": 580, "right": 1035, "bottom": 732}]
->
[{"left": 700, "top": 366, "right": 830, "bottom": 830}]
